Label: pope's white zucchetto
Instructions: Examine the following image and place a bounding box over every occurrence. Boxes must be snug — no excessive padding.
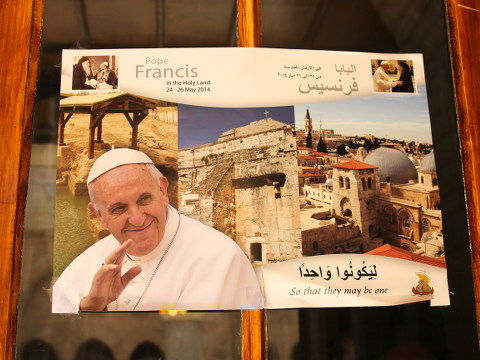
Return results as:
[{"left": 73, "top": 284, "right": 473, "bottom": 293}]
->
[{"left": 87, "top": 148, "right": 155, "bottom": 185}]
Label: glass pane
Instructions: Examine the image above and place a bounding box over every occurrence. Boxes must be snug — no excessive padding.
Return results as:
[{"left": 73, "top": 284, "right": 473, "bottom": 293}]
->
[
  {"left": 17, "top": 1, "right": 243, "bottom": 359},
  {"left": 262, "top": 0, "right": 479, "bottom": 358}
]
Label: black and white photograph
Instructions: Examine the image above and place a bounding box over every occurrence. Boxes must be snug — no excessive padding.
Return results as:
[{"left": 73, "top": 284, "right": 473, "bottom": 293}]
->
[{"left": 72, "top": 55, "right": 119, "bottom": 90}]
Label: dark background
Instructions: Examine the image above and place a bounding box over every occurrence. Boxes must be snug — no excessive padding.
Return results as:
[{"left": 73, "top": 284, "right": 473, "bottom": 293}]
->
[{"left": 19, "top": 1, "right": 478, "bottom": 359}]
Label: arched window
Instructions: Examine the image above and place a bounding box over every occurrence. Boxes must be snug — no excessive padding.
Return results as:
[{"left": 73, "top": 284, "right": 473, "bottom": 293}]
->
[
  {"left": 313, "top": 241, "right": 318, "bottom": 251},
  {"left": 433, "top": 177, "right": 438, "bottom": 186},
  {"left": 421, "top": 218, "right": 430, "bottom": 233},
  {"left": 75, "top": 339, "right": 114, "bottom": 360},
  {"left": 384, "top": 205, "right": 397, "bottom": 224},
  {"left": 251, "top": 243, "right": 262, "bottom": 262},
  {"left": 421, "top": 176, "right": 424, "bottom": 184},
  {"left": 391, "top": 213, "right": 397, "bottom": 224},
  {"left": 339, "top": 176, "right": 344, "bottom": 188},
  {"left": 340, "top": 197, "right": 351, "bottom": 217},
  {"left": 20, "top": 339, "right": 58, "bottom": 360},
  {"left": 361, "top": 178, "right": 367, "bottom": 190},
  {"left": 368, "top": 177, "right": 372, "bottom": 189},
  {"left": 368, "top": 224, "right": 375, "bottom": 237},
  {"left": 345, "top": 177, "right": 351, "bottom": 189},
  {"left": 130, "top": 341, "right": 165, "bottom": 360},
  {"left": 398, "top": 209, "right": 413, "bottom": 237}
]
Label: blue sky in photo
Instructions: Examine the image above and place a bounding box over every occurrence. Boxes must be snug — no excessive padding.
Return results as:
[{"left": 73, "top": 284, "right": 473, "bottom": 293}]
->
[
  {"left": 178, "top": 84, "right": 432, "bottom": 148},
  {"left": 178, "top": 105, "right": 295, "bottom": 148},
  {"left": 294, "top": 84, "right": 433, "bottom": 143}
]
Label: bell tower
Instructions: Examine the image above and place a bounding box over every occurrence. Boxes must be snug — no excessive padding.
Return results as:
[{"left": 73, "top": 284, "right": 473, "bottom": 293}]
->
[{"left": 304, "top": 109, "right": 312, "bottom": 135}]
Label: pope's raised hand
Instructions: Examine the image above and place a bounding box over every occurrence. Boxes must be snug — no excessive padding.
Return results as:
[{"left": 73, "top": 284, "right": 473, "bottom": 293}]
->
[{"left": 79, "top": 239, "right": 142, "bottom": 311}]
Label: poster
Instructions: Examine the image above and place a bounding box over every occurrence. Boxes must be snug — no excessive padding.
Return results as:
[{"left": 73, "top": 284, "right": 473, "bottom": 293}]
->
[{"left": 53, "top": 48, "right": 449, "bottom": 313}]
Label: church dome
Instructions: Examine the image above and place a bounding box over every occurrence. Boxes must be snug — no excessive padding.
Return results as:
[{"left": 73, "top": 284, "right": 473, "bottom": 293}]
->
[
  {"left": 364, "top": 147, "right": 417, "bottom": 183},
  {"left": 419, "top": 151, "right": 436, "bottom": 173},
  {"left": 408, "top": 155, "right": 420, "bottom": 166}
]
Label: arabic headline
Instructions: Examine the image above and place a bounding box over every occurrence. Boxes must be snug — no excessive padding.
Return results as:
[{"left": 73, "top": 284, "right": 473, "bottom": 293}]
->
[
  {"left": 256, "top": 254, "right": 450, "bottom": 308},
  {"left": 280, "top": 63, "right": 360, "bottom": 96},
  {"left": 291, "top": 260, "right": 384, "bottom": 300}
]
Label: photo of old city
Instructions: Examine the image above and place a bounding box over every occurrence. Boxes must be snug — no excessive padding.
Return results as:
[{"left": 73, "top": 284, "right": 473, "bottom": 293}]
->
[{"left": 177, "top": 85, "right": 444, "bottom": 269}]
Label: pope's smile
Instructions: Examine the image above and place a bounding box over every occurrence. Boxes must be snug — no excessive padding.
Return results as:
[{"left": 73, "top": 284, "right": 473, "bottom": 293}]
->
[{"left": 123, "top": 218, "right": 155, "bottom": 233}]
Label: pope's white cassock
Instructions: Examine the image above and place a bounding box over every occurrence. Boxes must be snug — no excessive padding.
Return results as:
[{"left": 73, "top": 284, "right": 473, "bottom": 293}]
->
[
  {"left": 373, "top": 65, "right": 397, "bottom": 92},
  {"left": 52, "top": 206, "right": 264, "bottom": 313}
]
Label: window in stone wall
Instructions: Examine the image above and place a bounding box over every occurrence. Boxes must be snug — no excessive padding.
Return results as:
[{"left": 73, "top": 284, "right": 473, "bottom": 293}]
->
[
  {"left": 251, "top": 243, "right": 262, "bottom": 262},
  {"left": 422, "top": 218, "right": 430, "bottom": 234}
]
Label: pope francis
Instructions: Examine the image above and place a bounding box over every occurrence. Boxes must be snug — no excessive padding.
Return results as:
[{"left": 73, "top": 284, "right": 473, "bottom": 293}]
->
[{"left": 52, "top": 148, "right": 263, "bottom": 313}]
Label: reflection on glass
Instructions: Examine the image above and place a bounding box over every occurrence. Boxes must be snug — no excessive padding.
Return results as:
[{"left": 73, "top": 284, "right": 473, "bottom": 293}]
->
[
  {"left": 16, "top": 0, "right": 480, "bottom": 359},
  {"left": 17, "top": 1, "right": 244, "bottom": 359}
]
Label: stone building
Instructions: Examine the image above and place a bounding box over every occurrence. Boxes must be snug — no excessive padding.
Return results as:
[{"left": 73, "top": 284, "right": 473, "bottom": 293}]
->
[
  {"left": 178, "top": 115, "right": 302, "bottom": 264},
  {"left": 299, "top": 144, "right": 443, "bottom": 258},
  {"left": 331, "top": 160, "right": 380, "bottom": 251},
  {"left": 367, "top": 150, "right": 442, "bottom": 253}
]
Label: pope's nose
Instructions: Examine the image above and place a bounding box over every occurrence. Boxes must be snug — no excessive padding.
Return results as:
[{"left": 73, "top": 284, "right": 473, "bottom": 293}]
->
[{"left": 127, "top": 207, "right": 147, "bottom": 227}]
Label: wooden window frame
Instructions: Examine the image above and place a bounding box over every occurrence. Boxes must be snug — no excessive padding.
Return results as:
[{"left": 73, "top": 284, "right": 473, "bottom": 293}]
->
[{"left": 1, "top": 0, "right": 479, "bottom": 359}]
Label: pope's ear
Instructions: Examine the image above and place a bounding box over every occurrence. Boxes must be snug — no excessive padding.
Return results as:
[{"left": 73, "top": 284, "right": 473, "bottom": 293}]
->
[
  {"left": 160, "top": 176, "right": 169, "bottom": 204},
  {"left": 160, "top": 176, "right": 168, "bottom": 193},
  {"left": 88, "top": 202, "right": 108, "bottom": 227},
  {"left": 88, "top": 202, "right": 101, "bottom": 219},
  {"left": 88, "top": 202, "right": 98, "bottom": 216}
]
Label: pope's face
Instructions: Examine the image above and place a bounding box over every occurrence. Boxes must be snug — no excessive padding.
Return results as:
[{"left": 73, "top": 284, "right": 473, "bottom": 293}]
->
[{"left": 88, "top": 164, "right": 169, "bottom": 256}]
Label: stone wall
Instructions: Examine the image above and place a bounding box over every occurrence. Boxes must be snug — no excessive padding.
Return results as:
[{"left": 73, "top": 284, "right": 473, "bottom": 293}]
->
[
  {"left": 234, "top": 161, "right": 302, "bottom": 262},
  {"left": 391, "top": 185, "right": 440, "bottom": 211},
  {"left": 376, "top": 196, "right": 422, "bottom": 243},
  {"left": 179, "top": 127, "right": 295, "bottom": 168},
  {"left": 212, "top": 164, "right": 236, "bottom": 240},
  {"left": 179, "top": 125, "right": 302, "bottom": 263},
  {"left": 302, "top": 220, "right": 361, "bottom": 255}
]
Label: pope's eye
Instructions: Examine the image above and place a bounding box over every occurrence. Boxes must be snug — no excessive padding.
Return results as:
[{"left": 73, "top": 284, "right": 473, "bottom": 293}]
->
[
  {"left": 111, "top": 205, "right": 127, "bottom": 215},
  {"left": 138, "top": 194, "right": 152, "bottom": 204}
]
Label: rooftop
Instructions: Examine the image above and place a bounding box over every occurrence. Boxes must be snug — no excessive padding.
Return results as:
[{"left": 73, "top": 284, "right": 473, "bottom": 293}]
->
[
  {"left": 331, "top": 160, "right": 378, "bottom": 170},
  {"left": 300, "top": 208, "right": 335, "bottom": 231},
  {"left": 297, "top": 155, "right": 317, "bottom": 160},
  {"left": 366, "top": 244, "right": 446, "bottom": 268},
  {"left": 218, "top": 117, "right": 288, "bottom": 141}
]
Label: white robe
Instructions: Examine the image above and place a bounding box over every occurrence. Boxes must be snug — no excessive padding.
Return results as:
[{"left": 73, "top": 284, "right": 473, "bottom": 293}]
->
[
  {"left": 373, "top": 66, "right": 397, "bottom": 92},
  {"left": 52, "top": 206, "right": 264, "bottom": 313}
]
